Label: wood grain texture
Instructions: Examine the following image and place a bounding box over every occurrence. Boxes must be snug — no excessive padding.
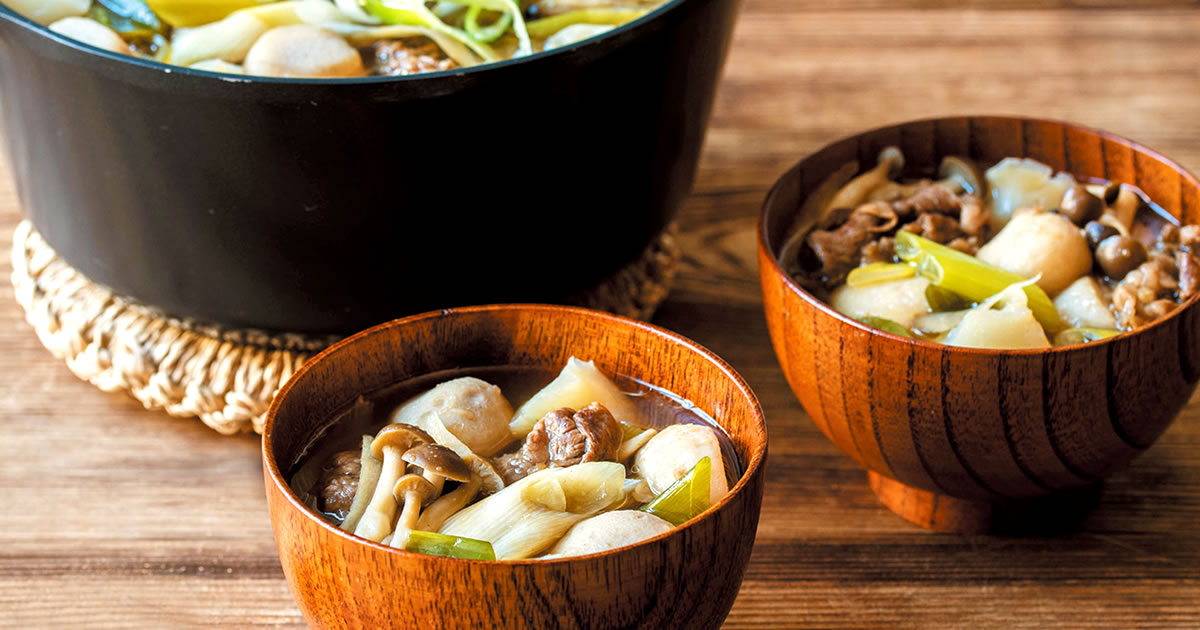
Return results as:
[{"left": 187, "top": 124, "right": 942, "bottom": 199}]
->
[
  {"left": 759, "top": 117, "right": 1200, "bottom": 530},
  {"left": 2, "top": 4, "right": 1200, "bottom": 630},
  {"left": 263, "top": 306, "right": 767, "bottom": 629}
]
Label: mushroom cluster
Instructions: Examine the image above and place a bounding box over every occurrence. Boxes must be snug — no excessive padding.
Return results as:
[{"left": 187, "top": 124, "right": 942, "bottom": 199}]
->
[
  {"left": 780, "top": 148, "right": 1198, "bottom": 348},
  {"left": 298, "top": 358, "right": 733, "bottom": 560}
]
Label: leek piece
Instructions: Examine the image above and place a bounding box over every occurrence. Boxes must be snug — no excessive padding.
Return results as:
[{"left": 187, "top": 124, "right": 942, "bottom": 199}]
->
[
  {"left": 143, "top": 0, "right": 273, "bottom": 27},
  {"left": 925, "top": 284, "right": 969, "bottom": 313},
  {"left": 895, "top": 230, "right": 1063, "bottom": 332},
  {"left": 1053, "top": 327, "right": 1122, "bottom": 346},
  {"left": 525, "top": 8, "right": 648, "bottom": 39},
  {"left": 509, "top": 357, "right": 643, "bottom": 439},
  {"left": 846, "top": 262, "right": 915, "bottom": 289},
  {"left": 339, "top": 434, "right": 383, "bottom": 533},
  {"left": 640, "top": 456, "right": 711, "bottom": 526},
  {"left": 405, "top": 530, "right": 496, "bottom": 560},
  {"left": 439, "top": 461, "right": 625, "bottom": 560},
  {"left": 464, "top": 5, "right": 513, "bottom": 43},
  {"left": 90, "top": 0, "right": 163, "bottom": 37},
  {"left": 619, "top": 421, "right": 646, "bottom": 441},
  {"left": 856, "top": 316, "right": 913, "bottom": 339},
  {"left": 362, "top": 0, "right": 530, "bottom": 62}
]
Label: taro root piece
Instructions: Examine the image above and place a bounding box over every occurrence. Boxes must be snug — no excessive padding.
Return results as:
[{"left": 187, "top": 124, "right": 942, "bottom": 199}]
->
[
  {"left": 634, "top": 424, "right": 729, "bottom": 505},
  {"left": 392, "top": 376, "right": 515, "bottom": 457},
  {"left": 1059, "top": 185, "right": 1104, "bottom": 226},
  {"left": 545, "top": 510, "right": 674, "bottom": 558},
  {"left": 1096, "top": 235, "right": 1148, "bottom": 280},
  {"left": 401, "top": 443, "right": 472, "bottom": 496},
  {"left": 49, "top": 17, "right": 131, "bottom": 55},
  {"left": 976, "top": 209, "right": 1092, "bottom": 296},
  {"left": 244, "top": 24, "right": 366, "bottom": 78},
  {"left": 387, "top": 474, "right": 438, "bottom": 549},
  {"left": 415, "top": 454, "right": 505, "bottom": 532},
  {"left": 353, "top": 424, "right": 433, "bottom": 542}
]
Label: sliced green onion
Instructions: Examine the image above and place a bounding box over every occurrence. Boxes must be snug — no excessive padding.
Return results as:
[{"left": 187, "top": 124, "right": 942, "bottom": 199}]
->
[
  {"left": 857, "top": 316, "right": 914, "bottom": 338},
  {"left": 405, "top": 530, "right": 496, "bottom": 560},
  {"left": 846, "top": 262, "right": 916, "bottom": 289},
  {"left": 464, "top": 5, "right": 513, "bottom": 43},
  {"left": 895, "top": 230, "right": 1063, "bottom": 332},
  {"left": 1053, "top": 327, "right": 1122, "bottom": 346},
  {"left": 89, "top": 0, "right": 163, "bottom": 38},
  {"left": 640, "top": 456, "right": 710, "bottom": 526},
  {"left": 925, "top": 284, "right": 969, "bottom": 312},
  {"left": 362, "top": 0, "right": 501, "bottom": 62},
  {"left": 526, "top": 8, "right": 648, "bottom": 39}
]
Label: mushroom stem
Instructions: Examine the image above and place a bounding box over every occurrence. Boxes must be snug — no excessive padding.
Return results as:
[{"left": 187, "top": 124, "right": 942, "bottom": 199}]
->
[
  {"left": 391, "top": 490, "right": 424, "bottom": 548},
  {"left": 416, "top": 474, "right": 482, "bottom": 532},
  {"left": 352, "top": 447, "right": 405, "bottom": 542}
]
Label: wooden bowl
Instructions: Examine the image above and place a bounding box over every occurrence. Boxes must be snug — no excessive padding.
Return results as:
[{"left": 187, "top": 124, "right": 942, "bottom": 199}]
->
[
  {"left": 262, "top": 304, "right": 767, "bottom": 629},
  {"left": 758, "top": 116, "right": 1200, "bottom": 533}
]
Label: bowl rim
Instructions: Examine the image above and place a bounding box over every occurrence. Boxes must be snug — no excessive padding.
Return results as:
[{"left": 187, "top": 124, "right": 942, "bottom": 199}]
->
[
  {"left": 262, "top": 303, "right": 768, "bottom": 565},
  {"left": 0, "top": 0, "right": 687, "bottom": 84},
  {"left": 758, "top": 114, "right": 1200, "bottom": 356}
]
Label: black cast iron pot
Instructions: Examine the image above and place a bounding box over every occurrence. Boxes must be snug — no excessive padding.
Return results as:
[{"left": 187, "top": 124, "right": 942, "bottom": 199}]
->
[{"left": 0, "top": 0, "right": 740, "bottom": 334}]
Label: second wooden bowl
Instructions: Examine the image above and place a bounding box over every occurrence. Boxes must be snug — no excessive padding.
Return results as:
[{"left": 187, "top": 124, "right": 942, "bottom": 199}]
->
[
  {"left": 262, "top": 304, "right": 767, "bottom": 629},
  {"left": 758, "top": 116, "right": 1200, "bottom": 533}
]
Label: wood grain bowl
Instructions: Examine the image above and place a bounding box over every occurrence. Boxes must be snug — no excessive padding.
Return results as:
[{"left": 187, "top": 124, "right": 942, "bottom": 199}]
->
[
  {"left": 262, "top": 304, "right": 767, "bottom": 630},
  {"left": 758, "top": 116, "right": 1200, "bottom": 533}
]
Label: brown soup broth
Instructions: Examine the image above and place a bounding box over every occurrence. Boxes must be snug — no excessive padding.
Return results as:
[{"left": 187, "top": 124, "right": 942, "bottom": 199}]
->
[{"left": 289, "top": 365, "right": 741, "bottom": 519}]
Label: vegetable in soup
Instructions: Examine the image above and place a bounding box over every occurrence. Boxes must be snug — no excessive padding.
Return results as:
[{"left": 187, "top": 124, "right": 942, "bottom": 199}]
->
[
  {"left": 778, "top": 148, "right": 1198, "bottom": 348},
  {"left": 10, "top": 0, "right": 664, "bottom": 77},
  {"left": 289, "top": 357, "right": 737, "bottom": 560}
]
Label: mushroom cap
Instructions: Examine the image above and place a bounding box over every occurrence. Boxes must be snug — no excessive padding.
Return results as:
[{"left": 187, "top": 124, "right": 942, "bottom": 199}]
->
[
  {"left": 372, "top": 424, "right": 433, "bottom": 458},
  {"left": 937, "top": 155, "right": 984, "bottom": 196},
  {"left": 401, "top": 443, "right": 472, "bottom": 482},
  {"left": 462, "top": 454, "right": 505, "bottom": 496},
  {"left": 392, "top": 474, "right": 437, "bottom": 506}
]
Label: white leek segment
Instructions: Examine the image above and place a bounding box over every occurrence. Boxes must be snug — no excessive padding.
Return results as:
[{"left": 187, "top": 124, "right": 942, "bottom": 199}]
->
[
  {"left": 985, "top": 157, "right": 1075, "bottom": 228},
  {"left": 169, "top": 12, "right": 270, "bottom": 65},
  {"left": 391, "top": 377, "right": 514, "bottom": 457},
  {"left": 338, "top": 435, "right": 383, "bottom": 533},
  {"left": 6, "top": 0, "right": 90, "bottom": 26},
  {"left": 943, "top": 280, "right": 1051, "bottom": 349},
  {"left": 976, "top": 209, "right": 1091, "bottom": 297},
  {"left": 634, "top": 424, "right": 729, "bottom": 505},
  {"left": 439, "top": 461, "right": 625, "bottom": 559},
  {"left": 509, "top": 357, "right": 643, "bottom": 439}
]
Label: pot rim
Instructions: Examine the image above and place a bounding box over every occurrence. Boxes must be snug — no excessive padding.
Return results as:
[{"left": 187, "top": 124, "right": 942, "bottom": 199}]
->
[
  {"left": 0, "top": 0, "right": 689, "bottom": 84},
  {"left": 758, "top": 114, "right": 1200, "bottom": 357},
  {"left": 261, "top": 303, "right": 769, "bottom": 566}
]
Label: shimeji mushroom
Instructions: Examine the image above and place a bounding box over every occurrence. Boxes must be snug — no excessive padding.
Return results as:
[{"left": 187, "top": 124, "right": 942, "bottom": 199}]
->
[
  {"left": 415, "top": 454, "right": 505, "bottom": 532},
  {"left": 400, "top": 443, "right": 472, "bottom": 496},
  {"left": 823, "top": 146, "right": 905, "bottom": 214},
  {"left": 353, "top": 424, "right": 433, "bottom": 543},
  {"left": 387, "top": 474, "right": 438, "bottom": 549}
]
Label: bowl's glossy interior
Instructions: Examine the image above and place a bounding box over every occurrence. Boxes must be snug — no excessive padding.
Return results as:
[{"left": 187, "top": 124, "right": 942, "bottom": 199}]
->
[
  {"left": 758, "top": 116, "right": 1200, "bottom": 531},
  {"left": 262, "top": 304, "right": 767, "bottom": 629},
  {"left": 0, "top": 0, "right": 742, "bottom": 334}
]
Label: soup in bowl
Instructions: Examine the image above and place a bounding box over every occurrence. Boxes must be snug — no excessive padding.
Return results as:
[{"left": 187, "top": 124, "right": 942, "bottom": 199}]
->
[
  {"left": 758, "top": 116, "right": 1200, "bottom": 533},
  {"left": 262, "top": 304, "right": 767, "bottom": 628}
]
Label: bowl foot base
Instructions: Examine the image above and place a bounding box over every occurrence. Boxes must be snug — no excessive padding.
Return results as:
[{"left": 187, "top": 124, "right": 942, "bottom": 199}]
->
[{"left": 867, "top": 471, "right": 1102, "bottom": 535}]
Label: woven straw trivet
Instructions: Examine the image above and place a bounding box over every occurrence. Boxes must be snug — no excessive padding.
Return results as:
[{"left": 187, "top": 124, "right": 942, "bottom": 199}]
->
[{"left": 11, "top": 220, "right": 680, "bottom": 435}]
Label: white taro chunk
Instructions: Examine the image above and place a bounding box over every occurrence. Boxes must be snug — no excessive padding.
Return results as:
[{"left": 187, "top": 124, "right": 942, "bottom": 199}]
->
[
  {"left": 976, "top": 209, "right": 1092, "bottom": 297},
  {"left": 830, "top": 276, "right": 932, "bottom": 330},
  {"left": 243, "top": 25, "right": 366, "bottom": 78},
  {"left": 985, "top": 157, "right": 1076, "bottom": 228},
  {"left": 634, "top": 424, "right": 729, "bottom": 505},
  {"left": 391, "top": 377, "right": 515, "bottom": 457},
  {"left": 1053, "top": 276, "right": 1118, "bottom": 330},
  {"left": 944, "top": 283, "right": 1050, "bottom": 349},
  {"left": 545, "top": 510, "right": 674, "bottom": 558},
  {"left": 7, "top": 0, "right": 90, "bottom": 26},
  {"left": 49, "top": 17, "right": 131, "bottom": 55}
]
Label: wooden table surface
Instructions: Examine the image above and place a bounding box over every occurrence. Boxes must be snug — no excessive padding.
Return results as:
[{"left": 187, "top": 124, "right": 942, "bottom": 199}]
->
[{"left": 3, "top": 3, "right": 1199, "bottom": 629}]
